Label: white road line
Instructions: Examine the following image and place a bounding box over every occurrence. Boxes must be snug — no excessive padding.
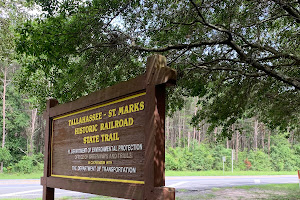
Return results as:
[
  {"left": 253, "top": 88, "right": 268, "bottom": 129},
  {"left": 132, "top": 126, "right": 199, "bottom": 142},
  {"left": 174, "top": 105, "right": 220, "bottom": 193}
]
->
[
  {"left": 0, "top": 189, "right": 43, "bottom": 197},
  {"left": 168, "top": 181, "right": 189, "bottom": 187}
]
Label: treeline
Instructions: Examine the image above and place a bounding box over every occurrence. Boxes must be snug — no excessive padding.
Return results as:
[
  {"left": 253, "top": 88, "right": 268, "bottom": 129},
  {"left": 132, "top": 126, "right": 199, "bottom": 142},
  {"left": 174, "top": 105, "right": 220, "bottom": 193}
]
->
[
  {"left": 165, "top": 97, "right": 300, "bottom": 171},
  {"left": 166, "top": 136, "right": 300, "bottom": 171},
  {"left": 0, "top": 81, "right": 45, "bottom": 173}
]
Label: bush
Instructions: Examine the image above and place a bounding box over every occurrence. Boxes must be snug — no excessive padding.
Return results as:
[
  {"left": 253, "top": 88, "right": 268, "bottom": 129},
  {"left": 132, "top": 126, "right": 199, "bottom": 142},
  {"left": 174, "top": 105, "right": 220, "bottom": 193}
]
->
[
  {"left": 270, "top": 135, "right": 297, "bottom": 171},
  {"left": 189, "top": 143, "right": 214, "bottom": 170},
  {"left": 13, "top": 156, "right": 34, "bottom": 173},
  {"left": 166, "top": 147, "right": 188, "bottom": 170},
  {"left": 0, "top": 148, "right": 12, "bottom": 164},
  {"left": 247, "top": 150, "right": 273, "bottom": 171},
  {"left": 212, "top": 144, "right": 232, "bottom": 170}
]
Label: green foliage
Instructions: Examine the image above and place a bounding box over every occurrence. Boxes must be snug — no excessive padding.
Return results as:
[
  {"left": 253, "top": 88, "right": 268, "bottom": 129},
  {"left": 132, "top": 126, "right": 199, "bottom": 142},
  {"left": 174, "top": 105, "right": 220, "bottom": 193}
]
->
[
  {"left": 166, "top": 137, "right": 300, "bottom": 172},
  {"left": 270, "top": 135, "right": 298, "bottom": 171},
  {"left": 165, "top": 147, "right": 188, "bottom": 170},
  {"left": 189, "top": 144, "right": 214, "bottom": 171},
  {"left": 13, "top": 156, "right": 34, "bottom": 173},
  {"left": 14, "top": 0, "right": 300, "bottom": 136},
  {"left": 0, "top": 148, "right": 12, "bottom": 163},
  {"left": 13, "top": 154, "right": 43, "bottom": 174},
  {"left": 247, "top": 150, "right": 273, "bottom": 171}
]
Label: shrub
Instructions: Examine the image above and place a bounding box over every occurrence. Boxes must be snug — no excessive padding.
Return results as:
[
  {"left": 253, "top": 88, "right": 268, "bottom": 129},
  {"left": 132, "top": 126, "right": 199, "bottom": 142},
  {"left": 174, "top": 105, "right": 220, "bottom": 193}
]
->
[
  {"left": 212, "top": 144, "right": 232, "bottom": 170},
  {"left": 270, "top": 135, "right": 297, "bottom": 171},
  {"left": 13, "top": 156, "right": 34, "bottom": 173},
  {"left": 0, "top": 148, "right": 12, "bottom": 164},
  {"left": 165, "top": 147, "right": 188, "bottom": 170},
  {"left": 247, "top": 150, "right": 272, "bottom": 171}
]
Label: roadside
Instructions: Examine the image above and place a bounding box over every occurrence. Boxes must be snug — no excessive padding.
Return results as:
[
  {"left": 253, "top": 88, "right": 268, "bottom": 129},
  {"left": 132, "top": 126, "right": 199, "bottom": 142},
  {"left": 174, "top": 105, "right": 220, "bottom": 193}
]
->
[
  {"left": 0, "top": 183, "right": 299, "bottom": 200},
  {"left": 176, "top": 183, "right": 300, "bottom": 200}
]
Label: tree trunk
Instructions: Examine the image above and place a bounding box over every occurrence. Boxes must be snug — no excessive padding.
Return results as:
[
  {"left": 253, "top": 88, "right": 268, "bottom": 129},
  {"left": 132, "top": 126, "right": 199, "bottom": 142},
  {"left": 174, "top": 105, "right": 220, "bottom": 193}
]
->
[
  {"left": 235, "top": 130, "right": 239, "bottom": 162},
  {"left": 182, "top": 108, "right": 185, "bottom": 148},
  {"left": 226, "top": 138, "right": 229, "bottom": 149},
  {"left": 178, "top": 111, "right": 181, "bottom": 148},
  {"left": 261, "top": 124, "right": 265, "bottom": 150},
  {"left": 188, "top": 132, "right": 190, "bottom": 149},
  {"left": 28, "top": 108, "right": 37, "bottom": 157},
  {"left": 268, "top": 130, "right": 271, "bottom": 156},
  {"left": 213, "top": 127, "right": 218, "bottom": 142},
  {"left": 193, "top": 100, "right": 197, "bottom": 143},
  {"left": 1, "top": 66, "right": 7, "bottom": 173},
  {"left": 166, "top": 117, "right": 170, "bottom": 143},
  {"left": 254, "top": 118, "right": 258, "bottom": 151}
]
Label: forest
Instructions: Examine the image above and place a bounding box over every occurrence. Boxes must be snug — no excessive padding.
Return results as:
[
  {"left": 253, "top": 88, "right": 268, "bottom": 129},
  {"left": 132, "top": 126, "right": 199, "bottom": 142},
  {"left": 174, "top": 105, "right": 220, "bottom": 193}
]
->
[{"left": 0, "top": 0, "right": 299, "bottom": 173}]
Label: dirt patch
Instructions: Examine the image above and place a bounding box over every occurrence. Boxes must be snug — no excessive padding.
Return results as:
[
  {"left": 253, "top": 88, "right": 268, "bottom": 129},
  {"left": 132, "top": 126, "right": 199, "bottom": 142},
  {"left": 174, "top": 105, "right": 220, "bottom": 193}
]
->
[
  {"left": 175, "top": 188, "right": 288, "bottom": 200},
  {"left": 212, "top": 188, "right": 287, "bottom": 200}
]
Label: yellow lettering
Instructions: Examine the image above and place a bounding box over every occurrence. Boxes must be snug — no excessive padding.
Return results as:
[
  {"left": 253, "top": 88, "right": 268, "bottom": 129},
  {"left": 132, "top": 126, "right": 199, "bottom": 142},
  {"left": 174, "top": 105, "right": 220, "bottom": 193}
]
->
[
  {"left": 75, "top": 124, "right": 98, "bottom": 135},
  {"left": 129, "top": 104, "right": 134, "bottom": 113},
  {"left": 83, "top": 135, "right": 100, "bottom": 144},
  {"left": 114, "top": 132, "right": 120, "bottom": 141},
  {"left": 118, "top": 106, "right": 124, "bottom": 115},
  {"left": 124, "top": 105, "right": 129, "bottom": 114},
  {"left": 124, "top": 118, "right": 128, "bottom": 126},
  {"left": 108, "top": 109, "right": 116, "bottom": 117},
  {"left": 134, "top": 103, "right": 139, "bottom": 112},
  {"left": 100, "top": 132, "right": 119, "bottom": 142},
  {"left": 140, "top": 101, "right": 145, "bottom": 110},
  {"left": 128, "top": 117, "right": 134, "bottom": 126}
]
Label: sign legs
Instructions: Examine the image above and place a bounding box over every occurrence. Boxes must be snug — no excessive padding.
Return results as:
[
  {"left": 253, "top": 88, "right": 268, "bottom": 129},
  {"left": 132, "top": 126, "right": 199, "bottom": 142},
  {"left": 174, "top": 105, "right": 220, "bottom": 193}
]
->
[{"left": 43, "top": 186, "right": 54, "bottom": 200}]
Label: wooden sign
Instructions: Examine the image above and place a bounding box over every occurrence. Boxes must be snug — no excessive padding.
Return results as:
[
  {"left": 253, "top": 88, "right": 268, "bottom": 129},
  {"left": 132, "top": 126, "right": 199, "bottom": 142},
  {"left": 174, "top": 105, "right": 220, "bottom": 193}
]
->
[{"left": 41, "top": 55, "right": 176, "bottom": 200}]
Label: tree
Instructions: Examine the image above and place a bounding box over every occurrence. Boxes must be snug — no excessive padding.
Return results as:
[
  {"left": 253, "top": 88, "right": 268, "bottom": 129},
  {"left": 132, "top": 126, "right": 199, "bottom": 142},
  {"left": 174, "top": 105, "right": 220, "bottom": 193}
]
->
[
  {"left": 15, "top": 0, "right": 299, "bottom": 136},
  {"left": 0, "top": 0, "right": 34, "bottom": 172}
]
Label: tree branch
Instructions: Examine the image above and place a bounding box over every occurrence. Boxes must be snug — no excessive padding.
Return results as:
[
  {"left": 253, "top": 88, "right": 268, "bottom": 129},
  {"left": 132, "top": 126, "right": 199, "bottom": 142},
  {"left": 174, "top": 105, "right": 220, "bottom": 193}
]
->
[
  {"left": 272, "top": 0, "right": 300, "bottom": 23},
  {"left": 132, "top": 39, "right": 228, "bottom": 52},
  {"left": 186, "top": 62, "right": 267, "bottom": 78},
  {"left": 227, "top": 40, "right": 300, "bottom": 89}
]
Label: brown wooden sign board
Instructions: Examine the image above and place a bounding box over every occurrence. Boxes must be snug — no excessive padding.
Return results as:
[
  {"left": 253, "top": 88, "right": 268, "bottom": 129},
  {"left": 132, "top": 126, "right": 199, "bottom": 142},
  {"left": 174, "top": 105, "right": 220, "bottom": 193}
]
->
[{"left": 41, "top": 55, "right": 176, "bottom": 200}]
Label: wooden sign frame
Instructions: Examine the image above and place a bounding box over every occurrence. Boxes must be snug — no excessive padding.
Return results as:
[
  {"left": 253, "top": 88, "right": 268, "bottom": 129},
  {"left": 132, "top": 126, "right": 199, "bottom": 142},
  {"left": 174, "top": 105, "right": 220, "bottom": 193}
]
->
[{"left": 41, "top": 55, "right": 176, "bottom": 200}]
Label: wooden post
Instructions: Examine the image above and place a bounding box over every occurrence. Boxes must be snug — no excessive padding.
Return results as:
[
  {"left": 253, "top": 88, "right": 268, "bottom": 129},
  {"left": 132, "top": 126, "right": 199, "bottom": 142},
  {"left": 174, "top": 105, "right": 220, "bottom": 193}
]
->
[
  {"left": 144, "top": 55, "right": 175, "bottom": 199},
  {"left": 42, "top": 99, "right": 58, "bottom": 200}
]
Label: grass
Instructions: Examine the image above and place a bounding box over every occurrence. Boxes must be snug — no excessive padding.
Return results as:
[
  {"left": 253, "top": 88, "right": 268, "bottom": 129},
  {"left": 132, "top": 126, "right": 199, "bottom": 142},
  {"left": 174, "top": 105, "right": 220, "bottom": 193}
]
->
[
  {"left": 165, "top": 170, "right": 297, "bottom": 176},
  {"left": 0, "top": 171, "right": 43, "bottom": 179}
]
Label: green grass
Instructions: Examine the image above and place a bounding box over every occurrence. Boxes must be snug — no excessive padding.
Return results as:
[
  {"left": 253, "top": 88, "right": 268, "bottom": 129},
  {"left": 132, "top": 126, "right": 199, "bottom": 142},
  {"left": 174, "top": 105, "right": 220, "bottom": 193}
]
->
[
  {"left": 0, "top": 171, "right": 43, "bottom": 179},
  {"left": 165, "top": 170, "right": 297, "bottom": 176}
]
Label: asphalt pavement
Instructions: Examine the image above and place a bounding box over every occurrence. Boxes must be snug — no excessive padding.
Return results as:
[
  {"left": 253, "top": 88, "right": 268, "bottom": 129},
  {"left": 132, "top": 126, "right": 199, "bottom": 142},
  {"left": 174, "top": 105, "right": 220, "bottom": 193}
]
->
[{"left": 0, "top": 175, "right": 298, "bottom": 199}]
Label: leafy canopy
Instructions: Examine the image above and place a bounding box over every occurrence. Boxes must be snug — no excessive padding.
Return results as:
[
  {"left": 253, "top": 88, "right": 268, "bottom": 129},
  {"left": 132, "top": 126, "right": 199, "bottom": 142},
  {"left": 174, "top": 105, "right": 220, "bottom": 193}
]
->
[{"left": 15, "top": 0, "right": 299, "bottom": 134}]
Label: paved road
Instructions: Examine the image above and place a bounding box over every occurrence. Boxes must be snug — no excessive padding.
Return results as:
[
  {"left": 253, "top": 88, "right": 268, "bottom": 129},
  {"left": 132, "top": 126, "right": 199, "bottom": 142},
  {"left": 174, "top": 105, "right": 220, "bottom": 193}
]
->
[{"left": 0, "top": 175, "right": 298, "bottom": 199}]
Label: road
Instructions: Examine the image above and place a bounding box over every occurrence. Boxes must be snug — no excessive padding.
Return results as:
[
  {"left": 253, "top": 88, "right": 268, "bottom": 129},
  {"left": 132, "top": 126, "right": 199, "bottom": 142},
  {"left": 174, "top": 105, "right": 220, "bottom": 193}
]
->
[{"left": 0, "top": 175, "right": 298, "bottom": 199}]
